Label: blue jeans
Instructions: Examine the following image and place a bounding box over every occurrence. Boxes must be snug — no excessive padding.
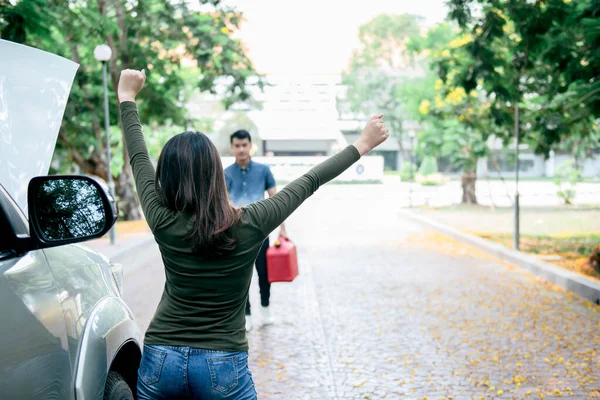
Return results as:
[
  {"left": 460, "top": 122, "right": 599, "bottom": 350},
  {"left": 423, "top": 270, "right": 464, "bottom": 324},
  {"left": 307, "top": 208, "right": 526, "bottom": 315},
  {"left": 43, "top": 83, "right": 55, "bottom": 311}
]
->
[{"left": 137, "top": 345, "right": 257, "bottom": 400}]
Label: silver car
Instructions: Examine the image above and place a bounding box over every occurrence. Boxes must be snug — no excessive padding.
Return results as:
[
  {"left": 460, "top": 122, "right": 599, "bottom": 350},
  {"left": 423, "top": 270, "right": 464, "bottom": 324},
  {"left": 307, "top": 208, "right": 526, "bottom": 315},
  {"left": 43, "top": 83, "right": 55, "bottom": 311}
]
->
[{"left": 0, "top": 41, "right": 142, "bottom": 399}]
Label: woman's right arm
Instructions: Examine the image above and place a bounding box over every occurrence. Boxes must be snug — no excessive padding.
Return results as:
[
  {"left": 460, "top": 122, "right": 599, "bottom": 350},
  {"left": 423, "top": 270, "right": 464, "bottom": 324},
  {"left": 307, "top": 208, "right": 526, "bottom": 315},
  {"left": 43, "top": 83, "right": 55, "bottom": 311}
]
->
[
  {"left": 245, "top": 115, "right": 390, "bottom": 237},
  {"left": 118, "top": 70, "right": 172, "bottom": 231}
]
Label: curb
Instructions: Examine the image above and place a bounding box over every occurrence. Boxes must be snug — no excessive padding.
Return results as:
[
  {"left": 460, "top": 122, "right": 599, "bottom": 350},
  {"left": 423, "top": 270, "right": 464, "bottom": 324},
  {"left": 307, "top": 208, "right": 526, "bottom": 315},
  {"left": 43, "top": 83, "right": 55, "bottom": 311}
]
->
[{"left": 399, "top": 209, "right": 600, "bottom": 305}]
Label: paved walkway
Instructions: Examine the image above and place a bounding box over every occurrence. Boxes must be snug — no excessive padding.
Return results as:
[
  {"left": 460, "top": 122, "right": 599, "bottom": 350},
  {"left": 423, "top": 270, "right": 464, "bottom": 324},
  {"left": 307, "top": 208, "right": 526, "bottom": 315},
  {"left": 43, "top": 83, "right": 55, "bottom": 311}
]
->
[
  {"left": 85, "top": 220, "right": 153, "bottom": 261},
  {"left": 87, "top": 186, "right": 600, "bottom": 399},
  {"left": 244, "top": 188, "right": 599, "bottom": 399}
]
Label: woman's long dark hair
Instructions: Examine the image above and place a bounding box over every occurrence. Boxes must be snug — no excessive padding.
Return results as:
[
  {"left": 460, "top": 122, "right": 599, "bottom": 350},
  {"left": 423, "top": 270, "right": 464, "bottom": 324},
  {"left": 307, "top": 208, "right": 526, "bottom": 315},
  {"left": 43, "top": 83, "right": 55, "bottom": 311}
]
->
[{"left": 155, "top": 131, "right": 240, "bottom": 255}]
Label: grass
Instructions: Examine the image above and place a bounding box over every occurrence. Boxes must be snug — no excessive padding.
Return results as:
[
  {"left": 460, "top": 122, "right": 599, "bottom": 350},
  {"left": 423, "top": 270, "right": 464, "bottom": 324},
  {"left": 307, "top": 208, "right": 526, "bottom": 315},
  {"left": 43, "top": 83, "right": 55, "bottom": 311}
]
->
[
  {"left": 383, "top": 170, "right": 600, "bottom": 183},
  {"left": 417, "top": 204, "right": 600, "bottom": 236},
  {"left": 479, "top": 233, "right": 600, "bottom": 280},
  {"left": 484, "top": 176, "right": 600, "bottom": 183},
  {"left": 416, "top": 204, "right": 600, "bottom": 281}
]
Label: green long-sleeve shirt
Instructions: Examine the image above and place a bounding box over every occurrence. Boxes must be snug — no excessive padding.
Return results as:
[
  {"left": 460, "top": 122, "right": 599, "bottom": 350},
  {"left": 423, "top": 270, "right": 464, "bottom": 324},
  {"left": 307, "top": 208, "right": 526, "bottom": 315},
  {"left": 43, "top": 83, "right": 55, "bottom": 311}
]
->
[{"left": 121, "top": 101, "right": 361, "bottom": 351}]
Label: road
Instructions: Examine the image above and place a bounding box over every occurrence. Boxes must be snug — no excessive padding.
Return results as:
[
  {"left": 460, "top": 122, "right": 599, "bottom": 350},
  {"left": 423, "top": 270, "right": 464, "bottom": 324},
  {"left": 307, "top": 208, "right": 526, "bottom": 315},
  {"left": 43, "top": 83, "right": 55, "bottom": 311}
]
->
[{"left": 115, "top": 184, "right": 600, "bottom": 399}]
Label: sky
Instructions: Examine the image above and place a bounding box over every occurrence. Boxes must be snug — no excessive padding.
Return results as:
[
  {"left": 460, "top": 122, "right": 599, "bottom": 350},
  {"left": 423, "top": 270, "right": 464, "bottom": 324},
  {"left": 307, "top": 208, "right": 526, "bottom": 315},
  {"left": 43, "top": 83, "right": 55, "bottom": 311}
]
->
[{"left": 217, "top": 0, "right": 449, "bottom": 75}]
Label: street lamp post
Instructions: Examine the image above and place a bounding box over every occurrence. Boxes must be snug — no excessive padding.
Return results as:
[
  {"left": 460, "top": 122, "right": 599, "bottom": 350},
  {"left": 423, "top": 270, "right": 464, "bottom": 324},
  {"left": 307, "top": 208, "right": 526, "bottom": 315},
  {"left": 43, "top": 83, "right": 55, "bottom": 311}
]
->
[
  {"left": 94, "top": 44, "right": 116, "bottom": 245},
  {"left": 408, "top": 130, "right": 416, "bottom": 208},
  {"left": 513, "top": 98, "right": 520, "bottom": 250}
]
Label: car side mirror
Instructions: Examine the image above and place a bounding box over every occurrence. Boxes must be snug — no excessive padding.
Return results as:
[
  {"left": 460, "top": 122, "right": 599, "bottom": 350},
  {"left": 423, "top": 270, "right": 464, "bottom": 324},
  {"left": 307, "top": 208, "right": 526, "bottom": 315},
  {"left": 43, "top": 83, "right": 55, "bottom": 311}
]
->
[{"left": 27, "top": 175, "right": 117, "bottom": 248}]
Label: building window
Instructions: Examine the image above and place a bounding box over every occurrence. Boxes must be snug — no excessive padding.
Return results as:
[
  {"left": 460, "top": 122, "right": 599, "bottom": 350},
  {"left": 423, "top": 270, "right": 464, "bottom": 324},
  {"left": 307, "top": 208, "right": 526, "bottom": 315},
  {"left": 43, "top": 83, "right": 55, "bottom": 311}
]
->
[
  {"left": 370, "top": 151, "right": 398, "bottom": 171},
  {"left": 487, "top": 157, "right": 535, "bottom": 172}
]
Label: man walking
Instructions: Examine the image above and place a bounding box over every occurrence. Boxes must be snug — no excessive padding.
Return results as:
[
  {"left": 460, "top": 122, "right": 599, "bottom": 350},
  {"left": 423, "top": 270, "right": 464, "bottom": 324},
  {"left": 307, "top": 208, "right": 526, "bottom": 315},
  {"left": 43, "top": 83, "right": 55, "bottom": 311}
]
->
[{"left": 225, "top": 130, "right": 287, "bottom": 331}]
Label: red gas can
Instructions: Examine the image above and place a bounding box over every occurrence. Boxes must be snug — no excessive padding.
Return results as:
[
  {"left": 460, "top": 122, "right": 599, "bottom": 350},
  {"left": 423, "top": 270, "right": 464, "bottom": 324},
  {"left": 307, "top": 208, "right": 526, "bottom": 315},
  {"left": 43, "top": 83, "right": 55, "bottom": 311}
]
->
[{"left": 267, "top": 236, "right": 299, "bottom": 283}]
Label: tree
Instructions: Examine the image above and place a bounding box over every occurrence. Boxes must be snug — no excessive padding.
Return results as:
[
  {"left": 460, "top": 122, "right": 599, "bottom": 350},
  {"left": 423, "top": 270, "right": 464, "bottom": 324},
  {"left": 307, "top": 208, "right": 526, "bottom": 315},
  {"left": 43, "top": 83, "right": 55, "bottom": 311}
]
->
[
  {"left": 406, "top": 21, "right": 493, "bottom": 204},
  {"left": 1, "top": 0, "right": 261, "bottom": 219},
  {"left": 342, "top": 15, "right": 495, "bottom": 203},
  {"left": 418, "top": 82, "right": 492, "bottom": 204},
  {"left": 339, "top": 14, "right": 432, "bottom": 160},
  {"left": 553, "top": 160, "right": 582, "bottom": 205},
  {"left": 443, "top": 0, "right": 600, "bottom": 156}
]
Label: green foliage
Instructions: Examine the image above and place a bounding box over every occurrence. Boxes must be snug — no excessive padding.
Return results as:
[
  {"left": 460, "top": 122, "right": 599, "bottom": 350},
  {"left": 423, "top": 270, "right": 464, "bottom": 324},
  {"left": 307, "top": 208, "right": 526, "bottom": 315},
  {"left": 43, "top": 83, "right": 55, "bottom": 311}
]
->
[
  {"left": 420, "top": 180, "right": 443, "bottom": 186},
  {"left": 411, "top": 21, "right": 492, "bottom": 180},
  {"left": 1, "top": 0, "right": 260, "bottom": 218},
  {"left": 443, "top": 0, "right": 600, "bottom": 155},
  {"left": 590, "top": 246, "right": 600, "bottom": 274},
  {"left": 342, "top": 14, "right": 493, "bottom": 203},
  {"left": 350, "top": 13, "right": 422, "bottom": 70},
  {"left": 407, "top": 22, "right": 456, "bottom": 55},
  {"left": 400, "top": 162, "right": 417, "bottom": 182},
  {"left": 339, "top": 14, "right": 435, "bottom": 141},
  {"left": 417, "top": 86, "right": 491, "bottom": 176},
  {"left": 554, "top": 121, "right": 600, "bottom": 163},
  {"left": 553, "top": 160, "right": 582, "bottom": 205},
  {"left": 418, "top": 156, "right": 438, "bottom": 176}
]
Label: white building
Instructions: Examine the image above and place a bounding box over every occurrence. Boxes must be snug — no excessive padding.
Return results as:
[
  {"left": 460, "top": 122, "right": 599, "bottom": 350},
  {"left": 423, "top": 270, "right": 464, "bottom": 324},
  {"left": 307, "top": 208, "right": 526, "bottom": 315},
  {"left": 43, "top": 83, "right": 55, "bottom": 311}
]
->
[
  {"left": 187, "top": 73, "right": 409, "bottom": 168},
  {"left": 188, "top": 73, "right": 347, "bottom": 157},
  {"left": 186, "top": 74, "right": 599, "bottom": 179},
  {"left": 477, "top": 136, "right": 600, "bottom": 179}
]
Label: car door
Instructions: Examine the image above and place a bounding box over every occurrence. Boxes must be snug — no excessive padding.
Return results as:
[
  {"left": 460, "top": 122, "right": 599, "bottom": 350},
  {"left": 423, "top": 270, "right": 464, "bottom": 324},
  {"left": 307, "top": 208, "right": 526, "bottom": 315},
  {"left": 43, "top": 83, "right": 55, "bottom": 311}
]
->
[{"left": 0, "top": 185, "right": 73, "bottom": 400}]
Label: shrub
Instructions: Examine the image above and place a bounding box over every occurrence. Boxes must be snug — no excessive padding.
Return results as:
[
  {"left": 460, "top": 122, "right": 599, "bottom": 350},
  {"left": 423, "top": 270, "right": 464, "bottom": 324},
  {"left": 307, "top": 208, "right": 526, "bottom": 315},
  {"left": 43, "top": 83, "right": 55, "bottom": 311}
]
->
[
  {"left": 590, "top": 245, "right": 600, "bottom": 273},
  {"left": 554, "top": 160, "right": 582, "bottom": 205},
  {"left": 418, "top": 156, "right": 439, "bottom": 177},
  {"left": 400, "top": 162, "right": 417, "bottom": 182}
]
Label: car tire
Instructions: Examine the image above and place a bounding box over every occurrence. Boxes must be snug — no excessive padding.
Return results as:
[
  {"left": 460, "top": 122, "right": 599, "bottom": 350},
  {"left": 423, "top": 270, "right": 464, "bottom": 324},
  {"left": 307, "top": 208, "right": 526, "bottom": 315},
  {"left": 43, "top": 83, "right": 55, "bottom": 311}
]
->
[{"left": 103, "top": 371, "right": 134, "bottom": 400}]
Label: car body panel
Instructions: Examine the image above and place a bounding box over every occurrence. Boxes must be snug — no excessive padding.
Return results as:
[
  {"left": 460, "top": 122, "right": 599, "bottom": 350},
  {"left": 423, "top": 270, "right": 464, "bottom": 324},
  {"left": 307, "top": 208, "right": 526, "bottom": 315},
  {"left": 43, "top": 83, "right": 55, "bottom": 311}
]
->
[
  {"left": 0, "top": 248, "right": 72, "bottom": 398},
  {"left": 42, "top": 245, "right": 117, "bottom": 355},
  {"left": 74, "top": 297, "right": 141, "bottom": 400}
]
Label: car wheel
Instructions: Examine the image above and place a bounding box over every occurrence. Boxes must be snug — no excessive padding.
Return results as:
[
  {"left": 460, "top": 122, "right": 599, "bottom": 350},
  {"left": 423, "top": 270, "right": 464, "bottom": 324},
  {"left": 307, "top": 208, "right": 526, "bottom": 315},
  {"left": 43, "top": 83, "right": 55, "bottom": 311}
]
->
[{"left": 103, "top": 371, "right": 134, "bottom": 400}]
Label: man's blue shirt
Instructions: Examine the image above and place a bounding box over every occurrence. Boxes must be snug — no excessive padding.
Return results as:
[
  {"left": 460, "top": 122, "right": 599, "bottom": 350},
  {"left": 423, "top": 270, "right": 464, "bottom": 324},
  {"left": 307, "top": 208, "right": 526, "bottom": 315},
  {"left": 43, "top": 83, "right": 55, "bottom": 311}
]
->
[{"left": 225, "top": 160, "right": 276, "bottom": 207}]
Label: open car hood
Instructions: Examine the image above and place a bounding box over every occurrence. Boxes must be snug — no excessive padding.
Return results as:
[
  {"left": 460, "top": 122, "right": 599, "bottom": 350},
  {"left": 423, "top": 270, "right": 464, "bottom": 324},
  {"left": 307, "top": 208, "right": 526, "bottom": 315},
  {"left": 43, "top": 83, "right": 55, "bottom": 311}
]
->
[{"left": 0, "top": 39, "right": 78, "bottom": 213}]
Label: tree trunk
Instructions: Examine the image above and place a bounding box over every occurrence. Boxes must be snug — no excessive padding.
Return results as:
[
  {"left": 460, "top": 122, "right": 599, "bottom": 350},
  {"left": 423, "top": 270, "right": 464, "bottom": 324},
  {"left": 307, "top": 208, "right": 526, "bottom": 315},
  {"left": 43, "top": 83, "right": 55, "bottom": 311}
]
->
[
  {"left": 572, "top": 139, "right": 581, "bottom": 171},
  {"left": 115, "top": 164, "right": 142, "bottom": 220},
  {"left": 60, "top": 127, "right": 142, "bottom": 221},
  {"left": 461, "top": 170, "right": 478, "bottom": 205},
  {"left": 397, "top": 136, "right": 409, "bottom": 164}
]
